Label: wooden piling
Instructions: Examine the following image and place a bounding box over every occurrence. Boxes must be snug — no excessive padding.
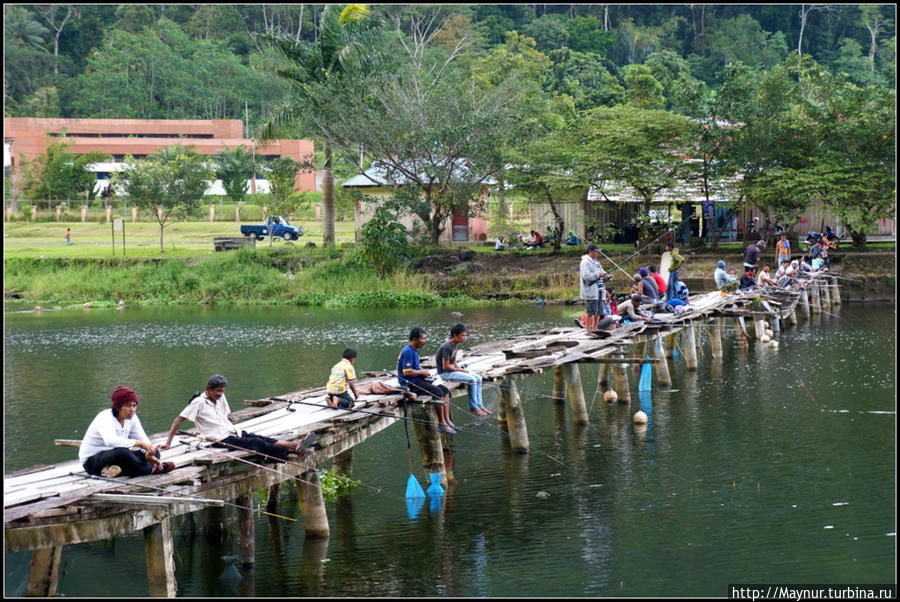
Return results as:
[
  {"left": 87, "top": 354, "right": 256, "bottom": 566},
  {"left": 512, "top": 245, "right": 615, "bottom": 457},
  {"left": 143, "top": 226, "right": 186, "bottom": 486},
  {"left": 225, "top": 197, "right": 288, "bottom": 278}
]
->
[
  {"left": 821, "top": 277, "right": 832, "bottom": 308},
  {"left": 709, "top": 318, "right": 723, "bottom": 360},
  {"left": 611, "top": 353, "right": 631, "bottom": 403},
  {"left": 412, "top": 404, "right": 447, "bottom": 481},
  {"left": 810, "top": 282, "right": 822, "bottom": 314},
  {"left": 552, "top": 365, "right": 566, "bottom": 403},
  {"left": 664, "top": 333, "right": 676, "bottom": 358},
  {"left": 297, "top": 469, "right": 330, "bottom": 539},
  {"left": 831, "top": 277, "right": 842, "bottom": 305},
  {"left": 754, "top": 316, "right": 766, "bottom": 340},
  {"left": 26, "top": 547, "right": 63, "bottom": 597},
  {"left": 441, "top": 432, "right": 457, "bottom": 483},
  {"left": 501, "top": 378, "right": 530, "bottom": 451},
  {"left": 597, "top": 362, "right": 609, "bottom": 387},
  {"left": 652, "top": 334, "right": 672, "bottom": 385},
  {"left": 236, "top": 494, "right": 255, "bottom": 568},
  {"left": 562, "top": 363, "right": 589, "bottom": 425},
  {"left": 143, "top": 518, "right": 177, "bottom": 597},
  {"left": 266, "top": 483, "right": 280, "bottom": 514},
  {"left": 683, "top": 323, "right": 699, "bottom": 370},
  {"left": 800, "top": 288, "right": 810, "bottom": 318},
  {"left": 332, "top": 449, "right": 354, "bottom": 478}
]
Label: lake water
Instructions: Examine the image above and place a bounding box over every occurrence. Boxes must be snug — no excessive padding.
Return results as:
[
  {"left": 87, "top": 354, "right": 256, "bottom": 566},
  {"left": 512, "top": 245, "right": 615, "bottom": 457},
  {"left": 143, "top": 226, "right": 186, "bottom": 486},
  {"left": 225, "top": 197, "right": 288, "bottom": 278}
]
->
[{"left": 4, "top": 303, "right": 896, "bottom": 596}]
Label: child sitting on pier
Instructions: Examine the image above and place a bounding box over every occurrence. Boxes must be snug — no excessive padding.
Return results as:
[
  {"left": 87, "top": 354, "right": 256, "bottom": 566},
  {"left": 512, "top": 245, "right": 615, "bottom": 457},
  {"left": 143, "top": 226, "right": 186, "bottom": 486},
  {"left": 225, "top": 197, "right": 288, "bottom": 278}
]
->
[
  {"left": 326, "top": 348, "right": 360, "bottom": 409},
  {"left": 161, "top": 374, "right": 303, "bottom": 462}
]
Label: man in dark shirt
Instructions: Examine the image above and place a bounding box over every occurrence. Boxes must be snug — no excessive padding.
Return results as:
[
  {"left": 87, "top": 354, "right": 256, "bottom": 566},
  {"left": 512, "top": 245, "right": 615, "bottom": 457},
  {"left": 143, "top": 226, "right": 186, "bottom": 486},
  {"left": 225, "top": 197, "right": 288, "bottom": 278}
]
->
[
  {"left": 743, "top": 239, "right": 765, "bottom": 271},
  {"left": 398, "top": 327, "right": 456, "bottom": 434}
]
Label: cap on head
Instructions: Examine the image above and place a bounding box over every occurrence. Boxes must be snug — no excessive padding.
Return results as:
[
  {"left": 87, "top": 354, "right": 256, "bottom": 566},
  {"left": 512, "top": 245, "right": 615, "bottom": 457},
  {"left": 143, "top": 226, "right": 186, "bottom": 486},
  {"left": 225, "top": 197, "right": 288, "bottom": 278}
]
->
[
  {"left": 111, "top": 386, "right": 138, "bottom": 409},
  {"left": 207, "top": 374, "right": 228, "bottom": 390},
  {"left": 639, "top": 268, "right": 648, "bottom": 277},
  {"left": 587, "top": 243, "right": 599, "bottom": 253},
  {"left": 666, "top": 241, "right": 674, "bottom": 249}
]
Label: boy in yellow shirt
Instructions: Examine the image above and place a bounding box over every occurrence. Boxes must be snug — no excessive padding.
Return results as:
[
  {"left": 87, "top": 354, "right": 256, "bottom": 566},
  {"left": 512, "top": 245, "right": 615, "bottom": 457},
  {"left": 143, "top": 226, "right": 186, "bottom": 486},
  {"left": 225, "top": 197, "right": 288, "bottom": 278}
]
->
[{"left": 327, "top": 348, "right": 360, "bottom": 408}]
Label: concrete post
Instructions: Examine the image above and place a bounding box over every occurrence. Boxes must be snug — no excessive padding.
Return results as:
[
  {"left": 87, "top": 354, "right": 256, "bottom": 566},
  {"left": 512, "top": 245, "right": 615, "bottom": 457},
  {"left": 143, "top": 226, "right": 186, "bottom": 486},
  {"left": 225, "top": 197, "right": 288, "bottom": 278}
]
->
[
  {"left": 683, "top": 323, "right": 699, "bottom": 370},
  {"left": 209, "top": 205, "right": 215, "bottom": 222},
  {"left": 144, "top": 519, "right": 177, "bottom": 597},
  {"left": 501, "top": 378, "right": 530, "bottom": 451},
  {"left": 105, "top": 205, "right": 112, "bottom": 223},
  {"left": 562, "top": 363, "right": 589, "bottom": 425},
  {"left": 80, "top": 205, "right": 87, "bottom": 222},
  {"left": 25, "top": 547, "right": 63, "bottom": 597},
  {"left": 653, "top": 335, "right": 672, "bottom": 385},
  {"left": 236, "top": 494, "right": 255, "bottom": 568},
  {"left": 132, "top": 206, "right": 138, "bottom": 222},
  {"left": 297, "top": 469, "right": 330, "bottom": 539},
  {"left": 55, "top": 205, "right": 62, "bottom": 221},
  {"left": 800, "top": 289, "right": 810, "bottom": 318}
]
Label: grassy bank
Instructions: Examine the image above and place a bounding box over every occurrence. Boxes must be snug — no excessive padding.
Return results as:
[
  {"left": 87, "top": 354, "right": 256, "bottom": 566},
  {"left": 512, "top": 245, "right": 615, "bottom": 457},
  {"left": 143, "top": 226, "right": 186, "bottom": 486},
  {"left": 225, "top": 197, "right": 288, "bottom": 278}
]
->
[{"left": 3, "top": 247, "right": 481, "bottom": 309}]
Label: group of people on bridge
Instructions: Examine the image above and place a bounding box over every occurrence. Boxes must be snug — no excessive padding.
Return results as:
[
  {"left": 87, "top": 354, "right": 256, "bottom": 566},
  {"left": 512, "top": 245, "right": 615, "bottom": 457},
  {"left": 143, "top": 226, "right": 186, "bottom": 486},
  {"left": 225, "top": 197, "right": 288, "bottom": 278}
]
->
[{"left": 715, "top": 233, "right": 835, "bottom": 293}]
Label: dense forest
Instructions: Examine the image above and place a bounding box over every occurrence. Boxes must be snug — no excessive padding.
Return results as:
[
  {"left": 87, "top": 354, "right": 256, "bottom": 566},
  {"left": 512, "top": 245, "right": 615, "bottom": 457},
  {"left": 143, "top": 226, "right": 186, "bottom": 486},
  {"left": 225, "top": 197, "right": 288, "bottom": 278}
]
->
[{"left": 5, "top": 4, "right": 895, "bottom": 127}]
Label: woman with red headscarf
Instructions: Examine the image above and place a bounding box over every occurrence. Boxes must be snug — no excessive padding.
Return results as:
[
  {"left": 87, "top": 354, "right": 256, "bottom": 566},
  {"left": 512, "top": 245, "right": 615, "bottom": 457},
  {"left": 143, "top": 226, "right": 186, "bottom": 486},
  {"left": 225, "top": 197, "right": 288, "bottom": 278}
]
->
[{"left": 78, "top": 386, "right": 173, "bottom": 477}]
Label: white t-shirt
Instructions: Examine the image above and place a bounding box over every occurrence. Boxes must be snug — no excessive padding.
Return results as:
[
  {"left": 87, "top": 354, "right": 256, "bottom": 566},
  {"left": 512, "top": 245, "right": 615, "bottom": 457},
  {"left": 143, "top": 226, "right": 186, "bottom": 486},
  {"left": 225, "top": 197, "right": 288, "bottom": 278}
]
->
[
  {"left": 179, "top": 392, "right": 238, "bottom": 441},
  {"left": 78, "top": 408, "right": 151, "bottom": 463}
]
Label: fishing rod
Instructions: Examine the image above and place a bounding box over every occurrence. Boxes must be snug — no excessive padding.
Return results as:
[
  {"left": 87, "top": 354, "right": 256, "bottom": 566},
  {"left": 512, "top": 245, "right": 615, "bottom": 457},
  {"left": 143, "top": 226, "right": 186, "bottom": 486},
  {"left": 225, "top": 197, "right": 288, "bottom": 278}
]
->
[{"left": 70, "top": 471, "right": 296, "bottom": 522}]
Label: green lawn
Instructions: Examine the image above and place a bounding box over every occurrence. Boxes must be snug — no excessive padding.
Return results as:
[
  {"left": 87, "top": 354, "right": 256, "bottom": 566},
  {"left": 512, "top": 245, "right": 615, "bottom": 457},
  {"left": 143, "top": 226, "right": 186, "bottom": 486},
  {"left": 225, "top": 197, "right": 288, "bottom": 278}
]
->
[{"left": 3, "top": 220, "right": 358, "bottom": 258}]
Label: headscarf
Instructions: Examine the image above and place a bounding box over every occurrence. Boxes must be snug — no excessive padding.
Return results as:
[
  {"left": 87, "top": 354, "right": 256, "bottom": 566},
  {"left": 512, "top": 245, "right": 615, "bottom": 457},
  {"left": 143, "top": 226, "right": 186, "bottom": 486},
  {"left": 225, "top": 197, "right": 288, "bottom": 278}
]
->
[
  {"left": 716, "top": 260, "right": 726, "bottom": 269},
  {"left": 110, "top": 386, "right": 138, "bottom": 409}
]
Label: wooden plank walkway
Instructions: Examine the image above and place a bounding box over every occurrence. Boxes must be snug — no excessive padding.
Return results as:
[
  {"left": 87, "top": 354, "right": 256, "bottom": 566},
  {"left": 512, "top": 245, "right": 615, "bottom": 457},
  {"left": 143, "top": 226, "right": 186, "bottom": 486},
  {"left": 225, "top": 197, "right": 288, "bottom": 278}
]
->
[{"left": 3, "top": 272, "right": 840, "bottom": 596}]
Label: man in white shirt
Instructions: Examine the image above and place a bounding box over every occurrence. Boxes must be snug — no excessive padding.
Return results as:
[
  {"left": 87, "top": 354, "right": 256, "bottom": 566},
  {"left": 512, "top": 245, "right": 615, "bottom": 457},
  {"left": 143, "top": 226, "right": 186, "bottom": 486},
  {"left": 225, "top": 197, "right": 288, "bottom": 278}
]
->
[
  {"left": 161, "top": 374, "right": 302, "bottom": 462},
  {"left": 79, "top": 386, "right": 173, "bottom": 477}
]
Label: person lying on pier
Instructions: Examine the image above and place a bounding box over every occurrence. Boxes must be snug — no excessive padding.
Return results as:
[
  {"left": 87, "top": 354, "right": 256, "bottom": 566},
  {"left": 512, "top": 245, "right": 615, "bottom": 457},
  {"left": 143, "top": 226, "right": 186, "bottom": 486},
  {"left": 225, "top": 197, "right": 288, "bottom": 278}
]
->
[
  {"left": 79, "top": 386, "right": 174, "bottom": 478},
  {"left": 398, "top": 327, "right": 456, "bottom": 435},
  {"left": 663, "top": 280, "right": 691, "bottom": 311},
  {"left": 436, "top": 323, "right": 490, "bottom": 416},
  {"left": 160, "top": 374, "right": 303, "bottom": 462},
  {"left": 326, "top": 348, "right": 360, "bottom": 409},
  {"left": 616, "top": 294, "right": 651, "bottom": 324},
  {"left": 757, "top": 264, "right": 779, "bottom": 288},
  {"left": 715, "top": 260, "right": 740, "bottom": 291}
]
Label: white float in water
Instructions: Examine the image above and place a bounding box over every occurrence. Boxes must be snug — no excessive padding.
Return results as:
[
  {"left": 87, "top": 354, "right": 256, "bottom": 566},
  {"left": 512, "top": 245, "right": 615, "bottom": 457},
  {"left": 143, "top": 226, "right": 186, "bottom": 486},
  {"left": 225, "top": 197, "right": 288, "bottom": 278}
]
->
[
  {"left": 765, "top": 329, "right": 774, "bottom": 338},
  {"left": 633, "top": 410, "right": 648, "bottom": 424},
  {"left": 761, "top": 334, "right": 771, "bottom": 343},
  {"left": 603, "top": 390, "right": 618, "bottom": 403}
]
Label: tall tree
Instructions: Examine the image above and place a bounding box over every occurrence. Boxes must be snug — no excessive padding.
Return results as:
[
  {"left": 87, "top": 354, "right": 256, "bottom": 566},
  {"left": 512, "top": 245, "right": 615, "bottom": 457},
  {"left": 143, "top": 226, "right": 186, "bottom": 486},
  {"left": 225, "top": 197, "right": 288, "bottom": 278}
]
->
[
  {"left": 259, "top": 4, "right": 384, "bottom": 248},
  {"left": 20, "top": 139, "right": 109, "bottom": 208},
  {"left": 117, "top": 146, "right": 213, "bottom": 252},
  {"left": 36, "top": 4, "right": 77, "bottom": 75},
  {"left": 214, "top": 145, "right": 256, "bottom": 206}
]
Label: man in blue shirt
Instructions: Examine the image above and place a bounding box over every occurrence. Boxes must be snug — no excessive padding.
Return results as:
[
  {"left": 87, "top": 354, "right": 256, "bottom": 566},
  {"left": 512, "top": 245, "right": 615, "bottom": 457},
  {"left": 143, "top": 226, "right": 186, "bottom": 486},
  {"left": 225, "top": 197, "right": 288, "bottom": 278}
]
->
[{"left": 398, "top": 327, "right": 456, "bottom": 435}]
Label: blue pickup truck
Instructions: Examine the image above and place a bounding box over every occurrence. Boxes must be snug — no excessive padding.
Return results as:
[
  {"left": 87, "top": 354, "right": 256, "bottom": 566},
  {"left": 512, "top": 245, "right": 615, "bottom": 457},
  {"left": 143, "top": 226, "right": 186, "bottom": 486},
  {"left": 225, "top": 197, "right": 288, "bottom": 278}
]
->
[{"left": 240, "top": 216, "right": 304, "bottom": 241}]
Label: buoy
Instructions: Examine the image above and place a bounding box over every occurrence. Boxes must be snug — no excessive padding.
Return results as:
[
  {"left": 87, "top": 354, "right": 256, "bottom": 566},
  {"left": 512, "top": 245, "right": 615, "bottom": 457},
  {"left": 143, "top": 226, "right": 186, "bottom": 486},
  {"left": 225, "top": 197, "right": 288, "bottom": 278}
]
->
[
  {"left": 770, "top": 341, "right": 779, "bottom": 349},
  {"left": 764, "top": 321, "right": 770, "bottom": 328},
  {"left": 536, "top": 491, "right": 550, "bottom": 499},
  {"left": 603, "top": 390, "right": 618, "bottom": 403},
  {"left": 118, "top": 298, "right": 125, "bottom": 306},
  {"left": 760, "top": 334, "right": 771, "bottom": 343},
  {"left": 765, "top": 329, "right": 774, "bottom": 338},
  {"left": 633, "top": 410, "right": 648, "bottom": 424},
  {"left": 83, "top": 302, "right": 91, "bottom": 309},
  {"left": 33, "top": 306, "right": 42, "bottom": 312}
]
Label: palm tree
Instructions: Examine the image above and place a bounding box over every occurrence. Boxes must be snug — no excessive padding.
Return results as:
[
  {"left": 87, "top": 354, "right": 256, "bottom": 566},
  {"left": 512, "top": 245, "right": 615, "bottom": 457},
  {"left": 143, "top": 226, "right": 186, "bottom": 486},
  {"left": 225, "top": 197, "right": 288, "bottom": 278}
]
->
[{"left": 257, "top": 4, "right": 384, "bottom": 247}]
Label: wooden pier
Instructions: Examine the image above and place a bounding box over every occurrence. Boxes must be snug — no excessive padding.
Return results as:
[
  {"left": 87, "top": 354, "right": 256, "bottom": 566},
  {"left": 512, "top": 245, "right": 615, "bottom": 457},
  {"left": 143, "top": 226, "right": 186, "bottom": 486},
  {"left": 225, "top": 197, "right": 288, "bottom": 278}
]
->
[{"left": 4, "top": 273, "right": 840, "bottom": 596}]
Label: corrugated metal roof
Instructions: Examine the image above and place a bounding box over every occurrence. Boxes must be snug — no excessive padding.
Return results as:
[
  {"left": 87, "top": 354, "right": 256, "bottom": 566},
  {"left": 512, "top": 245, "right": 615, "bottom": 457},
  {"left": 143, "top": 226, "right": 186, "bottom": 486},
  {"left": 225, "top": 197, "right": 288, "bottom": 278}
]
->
[{"left": 342, "top": 159, "right": 497, "bottom": 188}]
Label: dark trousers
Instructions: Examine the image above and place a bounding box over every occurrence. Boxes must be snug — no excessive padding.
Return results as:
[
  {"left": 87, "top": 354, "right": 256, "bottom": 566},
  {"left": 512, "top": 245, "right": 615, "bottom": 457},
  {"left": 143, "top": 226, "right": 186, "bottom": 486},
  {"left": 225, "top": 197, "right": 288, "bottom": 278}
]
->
[
  {"left": 84, "top": 447, "right": 159, "bottom": 477},
  {"left": 218, "top": 431, "right": 289, "bottom": 463},
  {"left": 404, "top": 377, "right": 450, "bottom": 400}
]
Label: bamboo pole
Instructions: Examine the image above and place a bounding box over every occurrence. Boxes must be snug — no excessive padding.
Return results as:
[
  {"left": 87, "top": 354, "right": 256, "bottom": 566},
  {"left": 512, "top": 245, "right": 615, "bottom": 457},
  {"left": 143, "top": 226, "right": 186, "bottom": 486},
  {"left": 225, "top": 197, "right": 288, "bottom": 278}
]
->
[
  {"left": 501, "top": 378, "right": 530, "bottom": 451},
  {"left": 144, "top": 519, "right": 177, "bottom": 597},
  {"left": 236, "top": 494, "right": 255, "bottom": 568},
  {"left": 297, "top": 469, "right": 329, "bottom": 539},
  {"left": 563, "top": 363, "right": 589, "bottom": 425},
  {"left": 25, "top": 547, "right": 63, "bottom": 597}
]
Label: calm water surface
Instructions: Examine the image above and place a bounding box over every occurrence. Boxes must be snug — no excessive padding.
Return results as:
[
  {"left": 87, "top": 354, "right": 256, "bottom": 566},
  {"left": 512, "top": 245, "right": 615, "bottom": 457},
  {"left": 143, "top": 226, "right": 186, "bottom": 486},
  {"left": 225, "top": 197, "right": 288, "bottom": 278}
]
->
[{"left": 4, "top": 303, "right": 896, "bottom": 596}]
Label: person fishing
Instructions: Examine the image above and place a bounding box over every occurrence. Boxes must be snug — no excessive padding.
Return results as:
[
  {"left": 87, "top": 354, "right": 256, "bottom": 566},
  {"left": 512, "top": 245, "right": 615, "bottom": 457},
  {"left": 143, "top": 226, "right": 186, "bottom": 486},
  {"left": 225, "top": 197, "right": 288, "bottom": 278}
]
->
[
  {"left": 326, "top": 348, "right": 360, "bottom": 409},
  {"left": 435, "top": 323, "right": 489, "bottom": 416},
  {"left": 579, "top": 243, "right": 608, "bottom": 331},
  {"left": 160, "top": 374, "right": 303, "bottom": 462},
  {"left": 398, "top": 327, "right": 456, "bottom": 435},
  {"left": 664, "top": 241, "right": 685, "bottom": 302},
  {"left": 79, "top": 386, "right": 174, "bottom": 478}
]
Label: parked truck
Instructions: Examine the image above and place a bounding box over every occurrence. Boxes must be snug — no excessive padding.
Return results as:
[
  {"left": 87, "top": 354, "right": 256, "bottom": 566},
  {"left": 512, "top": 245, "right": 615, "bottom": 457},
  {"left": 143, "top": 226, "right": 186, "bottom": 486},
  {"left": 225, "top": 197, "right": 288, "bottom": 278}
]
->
[{"left": 239, "top": 216, "right": 304, "bottom": 241}]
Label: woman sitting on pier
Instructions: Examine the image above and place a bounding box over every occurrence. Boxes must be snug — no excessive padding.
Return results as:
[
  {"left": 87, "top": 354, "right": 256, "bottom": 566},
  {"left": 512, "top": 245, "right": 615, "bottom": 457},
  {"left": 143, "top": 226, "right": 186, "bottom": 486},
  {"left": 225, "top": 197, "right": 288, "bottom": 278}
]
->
[
  {"left": 161, "top": 374, "right": 303, "bottom": 462},
  {"left": 79, "top": 386, "right": 174, "bottom": 478}
]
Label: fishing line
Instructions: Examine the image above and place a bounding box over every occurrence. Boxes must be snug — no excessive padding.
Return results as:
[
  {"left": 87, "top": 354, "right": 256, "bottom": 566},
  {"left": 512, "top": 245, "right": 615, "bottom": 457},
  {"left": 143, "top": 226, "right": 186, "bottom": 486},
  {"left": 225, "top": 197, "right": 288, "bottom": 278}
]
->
[{"left": 70, "top": 471, "right": 297, "bottom": 522}]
